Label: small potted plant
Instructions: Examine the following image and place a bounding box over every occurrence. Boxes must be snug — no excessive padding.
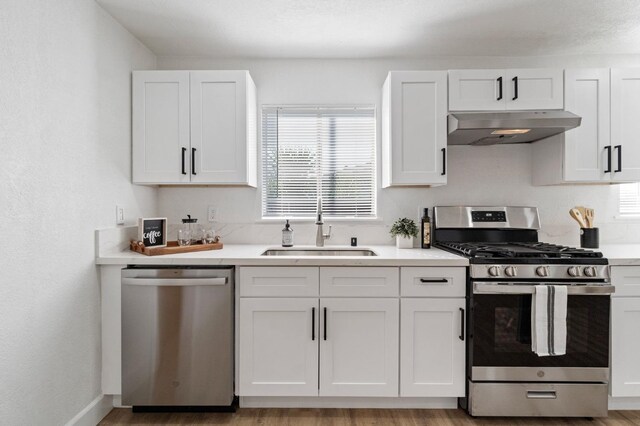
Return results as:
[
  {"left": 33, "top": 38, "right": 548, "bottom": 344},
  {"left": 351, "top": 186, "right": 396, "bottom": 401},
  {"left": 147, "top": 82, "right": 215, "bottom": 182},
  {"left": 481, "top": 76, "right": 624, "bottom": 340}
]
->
[{"left": 390, "top": 217, "right": 418, "bottom": 249}]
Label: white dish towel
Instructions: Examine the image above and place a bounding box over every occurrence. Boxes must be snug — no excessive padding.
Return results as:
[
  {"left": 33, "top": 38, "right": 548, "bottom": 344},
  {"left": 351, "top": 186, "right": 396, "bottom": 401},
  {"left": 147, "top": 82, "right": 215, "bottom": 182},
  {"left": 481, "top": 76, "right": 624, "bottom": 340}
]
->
[{"left": 532, "top": 285, "right": 568, "bottom": 356}]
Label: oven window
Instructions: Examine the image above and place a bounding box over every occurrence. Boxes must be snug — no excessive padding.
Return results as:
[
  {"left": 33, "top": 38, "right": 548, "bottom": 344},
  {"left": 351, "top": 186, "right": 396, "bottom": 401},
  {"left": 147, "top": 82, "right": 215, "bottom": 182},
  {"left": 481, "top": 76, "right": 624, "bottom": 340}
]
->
[{"left": 473, "top": 294, "right": 609, "bottom": 367}]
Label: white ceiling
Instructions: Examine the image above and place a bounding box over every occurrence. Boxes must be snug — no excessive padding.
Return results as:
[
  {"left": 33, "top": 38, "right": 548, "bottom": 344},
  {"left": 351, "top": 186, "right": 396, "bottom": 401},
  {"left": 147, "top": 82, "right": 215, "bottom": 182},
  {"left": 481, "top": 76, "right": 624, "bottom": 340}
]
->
[{"left": 97, "top": 0, "right": 640, "bottom": 58}]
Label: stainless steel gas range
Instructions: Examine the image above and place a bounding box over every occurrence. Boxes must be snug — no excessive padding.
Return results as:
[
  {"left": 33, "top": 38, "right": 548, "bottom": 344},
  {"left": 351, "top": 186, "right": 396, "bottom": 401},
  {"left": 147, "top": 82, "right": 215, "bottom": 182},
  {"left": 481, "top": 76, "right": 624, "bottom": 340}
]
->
[{"left": 433, "top": 206, "right": 614, "bottom": 418}]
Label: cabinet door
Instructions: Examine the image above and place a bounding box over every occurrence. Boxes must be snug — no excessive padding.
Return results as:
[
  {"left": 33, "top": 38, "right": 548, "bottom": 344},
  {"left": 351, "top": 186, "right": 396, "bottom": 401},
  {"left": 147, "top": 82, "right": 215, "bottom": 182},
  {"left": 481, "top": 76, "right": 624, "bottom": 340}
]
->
[
  {"left": 132, "top": 71, "right": 190, "bottom": 184},
  {"left": 239, "top": 298, "right": 319, "bottom": 396},
  {"left": 448, "top": 69, "right": 505, "bottom": 111},
  {"left": 382, "top": 71, "right": 447, "bottom": 187},
  {"left": 611, "top": 298, "right": 640, "bottom": 397},
  {"left": 611, "top": 68, "right": 640, "bottom": 182},
  {"left": 320, "top": 298, "right": 399, "bottom": 396},
  {"left": 400, "top": 298, "right": 465, "bottom": 397},
  {"left": 563, "top": 69, "right": 611, "bottom": 182},
  {"left": 505, "top": 69, "right": 564, "bottom": 110},
  {"left": 190, "top": 71, "right": 256, "bottom": 185}
]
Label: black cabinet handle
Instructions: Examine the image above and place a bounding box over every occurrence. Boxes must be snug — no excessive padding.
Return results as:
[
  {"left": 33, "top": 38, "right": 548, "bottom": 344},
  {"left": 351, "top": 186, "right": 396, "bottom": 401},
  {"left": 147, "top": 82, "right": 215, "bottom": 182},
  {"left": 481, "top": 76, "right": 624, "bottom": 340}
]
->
[
  {"left": 191, "top": 147, "right": 197, "bottom": 175},
  {"left": 512, "top": 76, "right": 518, "bottom": 100},
  {"left": 181, "top": 147, "right": 187, "bottom": 175},
  {"left": 323, "top": 307, "right": 327, "bottom": 341},
  {"left": 497, "top": 76, "right": 503, "bottom": 101},
  {"left": 459, "top": 308, "right": 465, "bottom": 341},
  {"left": 615, "top": 145, "right": 622, "bottom": 173},
  {"left": 441, "top": 148, "right": 446, "bottom": 176},
  {"left": 420, "top": 278, "right": 449, "bottom": 283},
  {"left": 312, "top": 307, "right": 315, "bottom": 341},
  {"left": 604, "top": 146, "right": 612, "bottom": 173}
]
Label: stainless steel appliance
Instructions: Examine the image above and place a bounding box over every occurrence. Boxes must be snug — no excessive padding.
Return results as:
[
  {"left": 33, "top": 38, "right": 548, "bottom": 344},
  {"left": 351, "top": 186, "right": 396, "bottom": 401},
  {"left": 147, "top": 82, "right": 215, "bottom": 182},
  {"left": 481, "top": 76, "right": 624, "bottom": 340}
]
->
[
  {"left": 121, "top": 267, "right": 234, "bottom": 410},
  {"left": 433, "top": 206, "right": 613, "bottom": 418},
  {"left": 448, "top": 111, "right": 581, "bottom": 145}
]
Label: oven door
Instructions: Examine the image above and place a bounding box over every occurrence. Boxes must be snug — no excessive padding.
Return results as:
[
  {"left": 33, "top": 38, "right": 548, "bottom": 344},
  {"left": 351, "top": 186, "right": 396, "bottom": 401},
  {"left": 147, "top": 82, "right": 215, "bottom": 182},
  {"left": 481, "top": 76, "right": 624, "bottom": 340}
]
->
[{"left": 471, "top": 282, "right": 612, "bottom": 382}]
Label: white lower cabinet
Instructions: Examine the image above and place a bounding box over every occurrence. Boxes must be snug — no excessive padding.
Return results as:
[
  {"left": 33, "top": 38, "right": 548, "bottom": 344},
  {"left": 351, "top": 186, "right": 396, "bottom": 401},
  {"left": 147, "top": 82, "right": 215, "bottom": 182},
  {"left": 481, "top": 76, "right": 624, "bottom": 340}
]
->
[
  {"left": 611, "top": 297, "right": 640, "bottom": 397},
  {"left": 239, "top": 298, "right": 319, "bottom": 396},
  {"left": 320, "top": 298, "right": 399, "bottom": 396},
  {"left": 238, "top": 266, "right": 466, "bottom": 401},
  {"left": 400, "top": 298, "right": 466, "bottom": 397}
]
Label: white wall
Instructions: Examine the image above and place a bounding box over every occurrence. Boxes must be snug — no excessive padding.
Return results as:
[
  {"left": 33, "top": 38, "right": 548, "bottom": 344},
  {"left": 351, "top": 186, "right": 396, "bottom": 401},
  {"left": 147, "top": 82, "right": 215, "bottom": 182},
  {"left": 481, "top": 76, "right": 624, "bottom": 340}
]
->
[
  {"left": 156, "top": 55, "right": 640, "bottom": 246},
  {"left": 0, "top": 1, "right": 156, "bottom": 424}
]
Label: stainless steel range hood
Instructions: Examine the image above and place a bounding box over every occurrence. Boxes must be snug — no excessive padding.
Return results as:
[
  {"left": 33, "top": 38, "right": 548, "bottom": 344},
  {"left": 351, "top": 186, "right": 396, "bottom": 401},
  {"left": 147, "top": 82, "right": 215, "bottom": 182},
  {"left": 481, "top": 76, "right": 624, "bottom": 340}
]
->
[{"left": 448, "top": 111, "right": 581, "bottom": 145}]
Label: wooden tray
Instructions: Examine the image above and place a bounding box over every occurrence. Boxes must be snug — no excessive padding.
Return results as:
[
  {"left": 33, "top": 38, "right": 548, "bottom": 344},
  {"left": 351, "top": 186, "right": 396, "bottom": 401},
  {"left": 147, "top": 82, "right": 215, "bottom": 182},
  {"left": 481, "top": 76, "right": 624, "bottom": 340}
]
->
[{"left": 130, "top": 240, "right": 223, "bottom": 256}]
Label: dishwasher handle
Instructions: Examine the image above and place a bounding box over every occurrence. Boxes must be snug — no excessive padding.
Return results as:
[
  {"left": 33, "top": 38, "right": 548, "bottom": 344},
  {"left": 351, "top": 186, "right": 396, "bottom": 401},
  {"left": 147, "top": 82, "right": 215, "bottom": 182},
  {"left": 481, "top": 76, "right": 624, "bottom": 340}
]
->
[{"left": 122, "top": 277, "right": 228, "bottom": 286}]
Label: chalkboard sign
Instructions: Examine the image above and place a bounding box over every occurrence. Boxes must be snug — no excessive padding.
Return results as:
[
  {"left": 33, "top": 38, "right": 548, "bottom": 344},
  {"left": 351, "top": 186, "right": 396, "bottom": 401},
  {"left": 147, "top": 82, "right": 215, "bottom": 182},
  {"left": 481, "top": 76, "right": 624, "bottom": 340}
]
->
[{"left": 138, "top": 217, "right": 167, "bottom": 248}]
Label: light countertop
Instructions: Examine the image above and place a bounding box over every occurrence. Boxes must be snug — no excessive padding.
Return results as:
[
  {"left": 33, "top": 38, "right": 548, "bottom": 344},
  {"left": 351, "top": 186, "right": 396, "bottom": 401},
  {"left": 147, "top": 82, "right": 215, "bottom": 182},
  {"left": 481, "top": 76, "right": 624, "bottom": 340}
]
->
[
  {"left": 95, "top": 244, "right": 469, "bottom": 267},
  {"left": 598, "top": 244, "right": 640, "bottom": 266}
]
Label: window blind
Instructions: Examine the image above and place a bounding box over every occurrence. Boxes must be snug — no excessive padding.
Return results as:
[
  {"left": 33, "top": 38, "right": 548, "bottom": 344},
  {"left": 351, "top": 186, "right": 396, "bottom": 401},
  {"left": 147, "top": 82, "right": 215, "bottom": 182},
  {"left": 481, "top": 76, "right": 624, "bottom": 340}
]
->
[
  {"left": 262, "top": 106, "right": 376, "bottom": 219},
  {"left": 620, "top": 182, "right": 640, "bottom": 216}
]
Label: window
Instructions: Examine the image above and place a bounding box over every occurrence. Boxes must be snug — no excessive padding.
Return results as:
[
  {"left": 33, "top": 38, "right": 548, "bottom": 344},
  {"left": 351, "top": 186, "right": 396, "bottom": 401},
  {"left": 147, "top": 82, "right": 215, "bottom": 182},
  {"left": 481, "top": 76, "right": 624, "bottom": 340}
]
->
[
  {"left": 620, "top": 182, "right": 640, "bottom": 216},
  {"left": 262, "top": 106, "right": 376, "bottom": 219}
]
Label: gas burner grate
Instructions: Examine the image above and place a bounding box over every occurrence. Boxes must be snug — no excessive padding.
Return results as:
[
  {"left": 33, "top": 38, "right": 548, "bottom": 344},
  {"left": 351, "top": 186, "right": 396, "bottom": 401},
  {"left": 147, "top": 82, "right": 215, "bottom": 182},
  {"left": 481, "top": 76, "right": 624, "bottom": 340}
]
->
[{"left": 435, "top": 241, "right": 603, "bottom": 259}]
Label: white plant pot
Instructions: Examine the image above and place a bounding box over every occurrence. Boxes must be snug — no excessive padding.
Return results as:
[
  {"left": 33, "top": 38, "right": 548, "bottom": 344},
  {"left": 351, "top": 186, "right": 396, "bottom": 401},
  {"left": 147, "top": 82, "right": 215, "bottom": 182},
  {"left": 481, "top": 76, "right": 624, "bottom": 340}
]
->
[{"left": 396, "top": 236, "right": 413, "bottom": 249}]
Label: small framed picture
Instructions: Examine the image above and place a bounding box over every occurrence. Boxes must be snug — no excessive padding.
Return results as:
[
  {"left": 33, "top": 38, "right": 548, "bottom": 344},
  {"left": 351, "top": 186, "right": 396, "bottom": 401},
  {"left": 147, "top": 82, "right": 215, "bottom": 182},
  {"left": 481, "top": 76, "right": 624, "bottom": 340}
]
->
[{"left": 138, "top": 217, "right": 167, "bottom": 248}]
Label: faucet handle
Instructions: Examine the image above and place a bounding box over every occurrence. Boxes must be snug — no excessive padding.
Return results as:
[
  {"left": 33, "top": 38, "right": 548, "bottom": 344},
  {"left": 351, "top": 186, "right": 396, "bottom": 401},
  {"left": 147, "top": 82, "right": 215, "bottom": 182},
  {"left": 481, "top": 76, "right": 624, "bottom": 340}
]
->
[{"left": 324, "top": 225, "right": 332, "bottom": 239}]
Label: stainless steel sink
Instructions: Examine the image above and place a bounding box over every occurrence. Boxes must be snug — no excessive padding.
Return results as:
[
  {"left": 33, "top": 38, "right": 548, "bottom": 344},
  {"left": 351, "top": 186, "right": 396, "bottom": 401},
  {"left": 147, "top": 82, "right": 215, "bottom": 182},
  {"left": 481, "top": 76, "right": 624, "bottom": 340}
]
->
[{"left": 261, "top": 248, "right": 377, "bottom": 257}]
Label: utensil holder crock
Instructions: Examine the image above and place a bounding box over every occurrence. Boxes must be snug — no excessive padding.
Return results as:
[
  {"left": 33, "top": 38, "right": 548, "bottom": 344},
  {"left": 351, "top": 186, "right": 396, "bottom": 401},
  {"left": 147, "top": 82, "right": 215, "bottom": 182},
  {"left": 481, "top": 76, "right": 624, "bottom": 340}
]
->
[{"left": 580, "top": 227, "right": 599, "bottom": 249}]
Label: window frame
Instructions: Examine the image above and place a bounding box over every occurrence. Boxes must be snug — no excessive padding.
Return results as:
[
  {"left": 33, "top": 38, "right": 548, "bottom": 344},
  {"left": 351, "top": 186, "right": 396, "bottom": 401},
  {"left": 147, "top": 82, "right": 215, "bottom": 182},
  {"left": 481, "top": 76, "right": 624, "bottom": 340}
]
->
[
  {"left": 259, "top": 104, "right": 378, "bottom": 221},
  {"left": 618, "top": 182, "right": 640, "bottom": 219}
]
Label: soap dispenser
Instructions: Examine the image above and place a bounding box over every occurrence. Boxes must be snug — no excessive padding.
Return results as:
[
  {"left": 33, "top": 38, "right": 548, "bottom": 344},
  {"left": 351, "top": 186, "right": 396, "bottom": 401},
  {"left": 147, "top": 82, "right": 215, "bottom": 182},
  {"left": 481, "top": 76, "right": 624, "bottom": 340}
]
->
[{"left": 282, "top": 220, "right": 294, "bottom": 247}]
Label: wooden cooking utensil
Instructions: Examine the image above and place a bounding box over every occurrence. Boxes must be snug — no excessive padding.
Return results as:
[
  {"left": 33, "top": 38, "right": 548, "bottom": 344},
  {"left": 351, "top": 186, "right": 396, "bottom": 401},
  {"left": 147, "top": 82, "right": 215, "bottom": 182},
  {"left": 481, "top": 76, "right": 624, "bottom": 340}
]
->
[
  {"left": 570, "top": 208, "right": 588, "bottom": 229},
  {"left": 585, "top": 208, "right": 594, "bottom": 228}
]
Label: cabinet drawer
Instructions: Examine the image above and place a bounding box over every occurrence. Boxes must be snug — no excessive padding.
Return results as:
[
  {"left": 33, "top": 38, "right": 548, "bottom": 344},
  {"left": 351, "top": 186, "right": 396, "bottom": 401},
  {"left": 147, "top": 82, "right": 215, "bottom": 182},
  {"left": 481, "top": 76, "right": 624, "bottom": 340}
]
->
[
  {"left": 612, "top": 266, "right": 640, "bottom": 297},
  {"left": 320, "top": 267, "right": 399, "bottom": 297},
  {"left": 240, "top": 267, "right": 319, "bottom": 297},
  {"left": 401, "top": 267, "right": 465, "bottom": 297}
]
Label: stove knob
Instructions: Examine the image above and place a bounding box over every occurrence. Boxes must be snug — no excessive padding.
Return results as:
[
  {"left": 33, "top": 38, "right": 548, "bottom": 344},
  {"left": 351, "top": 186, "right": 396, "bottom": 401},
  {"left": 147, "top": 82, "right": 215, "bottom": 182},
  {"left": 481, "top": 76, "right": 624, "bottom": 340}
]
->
[
  {"left": 583, "top": 266, "right": 597, "bottom": 277},
  {"left": 535, "top": 266, "right": 550, "bottom": 277},
  {"left": 567, "top": 266, "right": 582, "bottom": 277},
  {"left": 504, "top": 266, "right": 518, "bottom": 277},
  {"left": 488, "top": 266, "right": 501, "bottom": 277}
]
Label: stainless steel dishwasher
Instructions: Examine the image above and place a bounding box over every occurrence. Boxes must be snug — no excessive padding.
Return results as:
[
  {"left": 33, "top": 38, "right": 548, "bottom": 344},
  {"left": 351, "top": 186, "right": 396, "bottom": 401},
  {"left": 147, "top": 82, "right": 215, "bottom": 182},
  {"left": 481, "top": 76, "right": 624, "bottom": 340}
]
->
[{"left": 121, "top": 266, "right": 234, "bottom": 410}]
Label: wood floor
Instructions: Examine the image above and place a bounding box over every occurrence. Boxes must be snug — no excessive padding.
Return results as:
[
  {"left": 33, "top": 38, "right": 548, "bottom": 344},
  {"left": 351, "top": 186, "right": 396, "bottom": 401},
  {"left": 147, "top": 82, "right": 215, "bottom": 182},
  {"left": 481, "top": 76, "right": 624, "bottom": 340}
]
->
[{"left": 101, "top": 408, "right": 640, "bottom": 425}]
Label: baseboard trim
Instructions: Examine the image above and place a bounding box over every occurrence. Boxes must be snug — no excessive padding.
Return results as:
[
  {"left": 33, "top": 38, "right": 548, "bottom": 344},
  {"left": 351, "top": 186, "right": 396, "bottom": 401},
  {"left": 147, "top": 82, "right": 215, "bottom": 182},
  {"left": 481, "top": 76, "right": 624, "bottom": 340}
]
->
[
  {"left": 609, "top": 396, "right": 640, "bottom": 410},
  {"left": 65, "top": 394, "right": 114, "bottom": 426},
  {"left": 239, "top": 396, "right": 458, "bottom": 409}
]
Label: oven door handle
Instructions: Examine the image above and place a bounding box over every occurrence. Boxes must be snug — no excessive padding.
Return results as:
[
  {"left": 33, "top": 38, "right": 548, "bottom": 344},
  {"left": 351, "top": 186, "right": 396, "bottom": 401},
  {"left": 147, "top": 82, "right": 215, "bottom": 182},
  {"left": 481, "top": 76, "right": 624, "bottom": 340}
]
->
[{"left": 473, "top": 283, "right": 614, "bottom": 295}]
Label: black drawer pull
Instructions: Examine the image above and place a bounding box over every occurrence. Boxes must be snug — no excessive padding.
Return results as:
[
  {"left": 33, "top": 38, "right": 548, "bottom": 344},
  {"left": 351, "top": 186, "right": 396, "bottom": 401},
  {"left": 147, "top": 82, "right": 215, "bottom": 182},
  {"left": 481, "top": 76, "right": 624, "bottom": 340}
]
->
[
  {"left": 191, "top": 148, "right": 197, "bottom": 175},
  {"left": 419, "top": 278, "right": 449, "bottom": 283},
  {"left": 459, "top": 308, "right": 465, "bottom": 341},
  {"left": 512, "top": 76, "right": 518, "bottom": 100},
  {"left": 496, "top": 76, "right": 503, "bottom": 101},
  {"left": 312, "top": 307, "right": 315, "bottom": 341},
  {"left": 604, "top": 145, "right": 612, "bottom": 173},
  {"left": 181, "top": 147, "right": 187, "bottom": 175},
  {"left": 615, "top": 145, "right": 622, "bottom": 173}
]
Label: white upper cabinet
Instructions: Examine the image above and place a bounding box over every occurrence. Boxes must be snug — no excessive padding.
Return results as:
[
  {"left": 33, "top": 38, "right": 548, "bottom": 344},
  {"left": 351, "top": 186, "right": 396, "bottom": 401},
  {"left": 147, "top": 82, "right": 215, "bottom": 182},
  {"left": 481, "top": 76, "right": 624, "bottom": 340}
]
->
[
  {"left": 448, "top": 69, "right": 505, "bottom": 111},
  {"left": 449, "top": 68, "right": 563, "bottom": 111},
  {"left": 382, "top": 71, "right": 448, "bottom": 187},
  {"left": 533, "top": 68, "right": 640, "bottom": 185},
  {"left": 561, "top": 68, "right": 611, "bottom": 182},
  {"left": 611, "top": 68, "right": 640, "bottom": 182},
  {"left": 132, "top": 71, "right": 191, "bottom": 184},
  {"left": 133, "top": 70, "right": 257, "bottom": 186},
  {"left": 505, "top": 68, "right": 564, "bottom": 110}
]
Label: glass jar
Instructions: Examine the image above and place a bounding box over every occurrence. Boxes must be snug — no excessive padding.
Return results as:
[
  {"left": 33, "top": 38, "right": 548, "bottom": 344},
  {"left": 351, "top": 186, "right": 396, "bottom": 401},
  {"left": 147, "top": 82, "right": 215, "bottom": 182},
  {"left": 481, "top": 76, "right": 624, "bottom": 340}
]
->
[{"left": 181, "top": 215, "right": 201, "bottom": 244}]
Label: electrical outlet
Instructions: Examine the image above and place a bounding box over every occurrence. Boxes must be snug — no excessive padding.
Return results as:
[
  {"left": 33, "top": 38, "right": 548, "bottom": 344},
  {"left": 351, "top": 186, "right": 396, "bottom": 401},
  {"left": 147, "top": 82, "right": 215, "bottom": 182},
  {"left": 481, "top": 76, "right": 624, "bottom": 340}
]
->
[
  {"left": 207, "top": 205, "right": 216, "bottom": 222},
  {"left": 116, "top": 205, "right": 125, "bottom": 225}
]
